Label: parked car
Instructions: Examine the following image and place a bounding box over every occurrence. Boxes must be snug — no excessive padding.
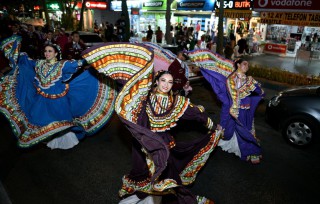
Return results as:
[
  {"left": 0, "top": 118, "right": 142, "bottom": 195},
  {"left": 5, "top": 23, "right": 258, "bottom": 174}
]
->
[
  {"left": 66, "top": 31, "right": 104, "bottom": 48},
  {"left": 265, "top": 85, "right": 320, "bottom": 146}
]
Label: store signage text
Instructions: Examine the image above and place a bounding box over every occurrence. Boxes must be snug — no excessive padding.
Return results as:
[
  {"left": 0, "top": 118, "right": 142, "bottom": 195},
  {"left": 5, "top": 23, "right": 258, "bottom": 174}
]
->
[
  {"left": 85, "top": 2, "right": 107, "bottom": 9},
  {"left": 215, "top": 9, "right": 252, "bottom": 18},
  {"left": 254, "top": 0, "right": 320, "bottom": 12},
  {"left": 111, "top": 1, "right": 140, "bottom": 10},
  {"left": 143, "top": 1, "right": 163, "bottom": 7},
  {"left": 215, "top": 0, "right": 252, "bottom": 10},
  {"left": 178, "top": 1, "right": 205, "bottom": 9},
  {"left": 260, "top": 12, "right": 320, "bottom": 26},
  {"left": 264, "top": 43, "right": 287, "bottom": 54}
]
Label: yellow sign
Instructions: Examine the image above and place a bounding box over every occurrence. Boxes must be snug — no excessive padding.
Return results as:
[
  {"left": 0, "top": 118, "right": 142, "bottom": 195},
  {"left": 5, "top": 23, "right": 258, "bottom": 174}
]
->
[
  {"left": 260, "top": 12, "right": 320, "bottom": 26},
  {"left": 215, "top": 9, "right": 252, "bottom": 19}
]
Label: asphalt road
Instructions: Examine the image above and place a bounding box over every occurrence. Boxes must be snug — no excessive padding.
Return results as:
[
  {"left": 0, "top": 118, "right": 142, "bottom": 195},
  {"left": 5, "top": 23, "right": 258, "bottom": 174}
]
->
[{"left": 1, "top": 80, "right": 320, "bottom": 204}]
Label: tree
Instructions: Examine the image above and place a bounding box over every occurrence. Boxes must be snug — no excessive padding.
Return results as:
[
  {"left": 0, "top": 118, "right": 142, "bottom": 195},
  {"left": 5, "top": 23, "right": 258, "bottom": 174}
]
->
[
  {"left": 121, "top": 0, "right": 130, "bottom": 42},
  {"left": 78, "top": 0, "right": 88, "bottom": 31},
  {"left": 57, "top": 0, "right": 77, "bottom": 30},
  {"left": 41, "top": 0, "right": 51, "bottom": 29},
  {"left": 216, "top": 0, "right": 224, "bottom": 55},
  {"left": 165, "top": 0, "right": 173, "bottom": 44}
]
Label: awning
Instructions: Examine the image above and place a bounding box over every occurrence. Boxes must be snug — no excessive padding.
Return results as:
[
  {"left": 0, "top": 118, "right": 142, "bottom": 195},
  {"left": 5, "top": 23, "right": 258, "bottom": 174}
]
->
[{"left": 173, "top": 11, "right": 212, "bottom": 18}]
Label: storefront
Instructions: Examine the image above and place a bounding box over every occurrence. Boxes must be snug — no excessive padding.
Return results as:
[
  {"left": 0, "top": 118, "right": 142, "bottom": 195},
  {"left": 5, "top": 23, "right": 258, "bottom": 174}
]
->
[
  {"left": 254, "top": 0, "right": 320, "bottom": 57},
  {"left": 214, "top": 0, "right": 253, "bottom": 40},
  {"left": 110, "top": 0, "right": 141, "bottom": 33},
  {"left": 172, "top": 0, "right": 215, "bottom": 40},
  {"left": 140, "top": 0, "right": 167, "bottom": 35}
]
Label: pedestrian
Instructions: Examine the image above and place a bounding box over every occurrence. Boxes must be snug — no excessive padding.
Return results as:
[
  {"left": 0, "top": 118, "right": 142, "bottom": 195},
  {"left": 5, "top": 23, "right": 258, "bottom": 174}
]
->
[
  {"left": 63, "top": 31, "right": 87, "bottom": 60},
  {"left": 55, "top": 28, "right": 69, "bottom": 54},
  {"left": 118, "top": 70, "right": 221, "bottom": 203},
  {"left": 21, "top": 24, "right": 41, "bottom": 59},
  {"left": 237, "top": 34, "right": 248, "bottom": 55},
  {"left": 224, "top": 42, "right": 234, "bottom": 60},
  {"left": 168, "top": 51, "right": 191, "bottom": 96},
  {"left": 155, "top": 26, "right": 163, "bottom": 43},
  {"left": 191, "top": 54, "right": 265, "bottom": 164},
  {"left": 0, "top": 35, "right": 116, "bottom": 149},
  {"left": 146, "top": 25, "right": 153, "bottom": 41},
  {"left": 115, "top": 14, "right": 126, "bottom": 41},
  {"left": 41, "top": 29, "right": 56, "bottom": 47},
  {"left": 104, "top": 21, "right": 113, "bottom": 42}
]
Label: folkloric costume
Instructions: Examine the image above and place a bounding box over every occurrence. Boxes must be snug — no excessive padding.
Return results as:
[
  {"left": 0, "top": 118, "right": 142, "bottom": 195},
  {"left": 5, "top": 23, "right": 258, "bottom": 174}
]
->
[
  {"left": 188, "top": 49, "right": 264, "bottom": 162},
  {"left": 0, "top": 36, "right": 116, "bottom": 148},
  {"left": 82, "top": 43, "right": 221, "bottom": 203}
]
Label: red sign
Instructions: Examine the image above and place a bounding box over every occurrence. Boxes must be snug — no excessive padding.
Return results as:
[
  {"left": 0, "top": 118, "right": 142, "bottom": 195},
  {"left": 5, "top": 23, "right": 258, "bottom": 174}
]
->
[
  {"left": 264, "top": 43, "right": 287, "bottom": 54},
  {"left": 254, "top": 0, "right": 320, "bottom": 13},
  {"left": 86, "top": 2, "right": 107, "bottom": 9},
  {"left": 76, "top": 1, "right": 108, "bottom": 10},
  {"left": 215, "top": 0, "right": 252, "bottom": 10}
]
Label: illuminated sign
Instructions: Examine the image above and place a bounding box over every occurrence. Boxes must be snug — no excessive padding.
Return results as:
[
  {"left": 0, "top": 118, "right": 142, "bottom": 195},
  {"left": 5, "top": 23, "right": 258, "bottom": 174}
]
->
[
  {"left": 178, "top": 1, "right": 205, "bottom": 9},
  {"left": 48, "top": 3, "right": 59, "bottom": 10},
  {"left": 131, "top": 8, "right": 139, "bottom": 15},
  {"left": 215, "top": 0, "right": 252, "bottom": 10},
  {"left": 264, "top": 43, "right": 287, "bottom": 54},
  {"left": 143, "top": 1, "right": 163, "bottom": 7},
  {"left": 34, "top": 5, "right": 40, "bottom": 10},
  {"left": 111, "top": 1, "right": 140, "bottom": 11},
  {"left": 260, "top": 11, "right": 320, "bottom": 26},
  {"left": 176, "top": 0, "right": 215, "bottom": 11},
  {"left": 85, "top": 2, "right": 107, "bottom": 9},
  {"left": 254, "top": 0, "right": 320, "bottom": 13},
  {"left": 215, "top": 9, "right": 252, "bottom": 18}
]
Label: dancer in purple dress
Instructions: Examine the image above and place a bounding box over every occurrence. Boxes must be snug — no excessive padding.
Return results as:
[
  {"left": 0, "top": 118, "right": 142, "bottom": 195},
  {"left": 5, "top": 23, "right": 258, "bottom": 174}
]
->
[
  {"left": 82, "top": 43, "right": 222, "bottom": 203},
  {"left": 188, "top": 50, "right": 264, "bottom": 164}
]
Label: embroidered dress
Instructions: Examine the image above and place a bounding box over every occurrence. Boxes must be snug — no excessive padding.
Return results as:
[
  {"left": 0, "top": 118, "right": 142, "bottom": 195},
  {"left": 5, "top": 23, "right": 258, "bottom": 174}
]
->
[
  {"left": 188, "top": 49, "right": 265, "bottom": 162},
  {"left": 82, "top": 43, "right": 221, "bottom": 203},
  {"left": 0, "top": 36, "right": 116, "bottom": 148}
]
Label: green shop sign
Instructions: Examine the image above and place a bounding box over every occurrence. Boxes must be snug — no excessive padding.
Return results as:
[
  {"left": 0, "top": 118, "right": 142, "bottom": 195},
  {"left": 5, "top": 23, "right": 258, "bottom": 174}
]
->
[{"left": 142, "top": 0, "right": 167, "bottom": 10}]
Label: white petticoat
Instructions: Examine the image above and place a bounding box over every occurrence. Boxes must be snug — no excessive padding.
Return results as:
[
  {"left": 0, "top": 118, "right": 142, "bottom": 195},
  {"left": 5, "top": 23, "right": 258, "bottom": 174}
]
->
[
  {"left": 218, "top": 132, "right": 241, "bottom": 158},
  {"left": 119, "top": 195, "right": 162, "bottom": 204},
  {"left": 47, "top": 132, "right": 79, "bottom": 150}
]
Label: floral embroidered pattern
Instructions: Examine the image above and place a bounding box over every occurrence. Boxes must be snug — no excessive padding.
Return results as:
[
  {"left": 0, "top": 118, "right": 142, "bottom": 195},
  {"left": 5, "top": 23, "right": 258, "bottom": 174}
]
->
[{"left": 146, "top": 93, "right": 190, "bottom": 132}]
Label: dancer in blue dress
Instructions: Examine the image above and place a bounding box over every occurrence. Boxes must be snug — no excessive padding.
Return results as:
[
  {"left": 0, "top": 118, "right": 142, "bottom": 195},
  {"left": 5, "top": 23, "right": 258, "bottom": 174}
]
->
[{"left": 0, "top": 35, "right": 116, "bottom": 149}]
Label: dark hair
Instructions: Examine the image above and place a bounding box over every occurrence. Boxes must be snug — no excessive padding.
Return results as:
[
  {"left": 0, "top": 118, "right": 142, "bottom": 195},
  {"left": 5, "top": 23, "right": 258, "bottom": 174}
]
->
[
  {"left": 153, "top": 70, "right": 173, "bottom": 88},
  {"left": 177, "top": 51, "right": 189, "bottom": 60},
  {"left": 234, "top": 58, "right": 245, "bottom": 70},
  {"left": 154, "top": 70, "right": 172, "bottom": 81},
  {"left": 44, "top": 44, "right": 62, "bottom": 61},
  {"left": 71, "top": 31, "right": 80, "bottom": 36}
]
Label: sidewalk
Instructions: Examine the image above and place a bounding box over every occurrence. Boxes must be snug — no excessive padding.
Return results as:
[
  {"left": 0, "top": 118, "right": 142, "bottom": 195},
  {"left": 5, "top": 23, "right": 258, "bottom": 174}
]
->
[{"left": 243, "top": 53, "right": 320, "bottom": 76}]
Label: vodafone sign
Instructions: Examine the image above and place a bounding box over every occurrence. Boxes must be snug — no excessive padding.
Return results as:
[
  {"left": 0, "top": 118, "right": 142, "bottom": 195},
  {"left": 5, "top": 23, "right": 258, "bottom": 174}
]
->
[
  {"left": 264, "top": 43, "right": 287, "bottom": 54},
  {"left": 85, "top": 1, "right": 107, "bottom": 10},
  {"left": 254, "top": 0, "right": 320, "bottom": 12}
]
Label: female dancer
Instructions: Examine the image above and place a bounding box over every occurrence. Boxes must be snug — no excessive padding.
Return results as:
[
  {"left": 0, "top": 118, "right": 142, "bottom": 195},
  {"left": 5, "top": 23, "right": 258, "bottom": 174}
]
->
[
  {"left": 0, "top": 35, "right": 116, "bottom": 149},
  {"left": 82, "top": 43, "right": 222, "bottom": 203},
  {"left": 188, "top": 50, "right": 264, "bottom": 164}
]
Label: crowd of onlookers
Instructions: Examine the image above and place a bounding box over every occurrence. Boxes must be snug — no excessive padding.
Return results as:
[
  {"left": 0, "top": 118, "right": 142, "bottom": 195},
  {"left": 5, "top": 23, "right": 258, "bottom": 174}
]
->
[
  {"left": 0, "top": 14, "right": 259, "bottom": 77},
  {"left": 0, "top": 19, "right": 91, "bottom": 76}
]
